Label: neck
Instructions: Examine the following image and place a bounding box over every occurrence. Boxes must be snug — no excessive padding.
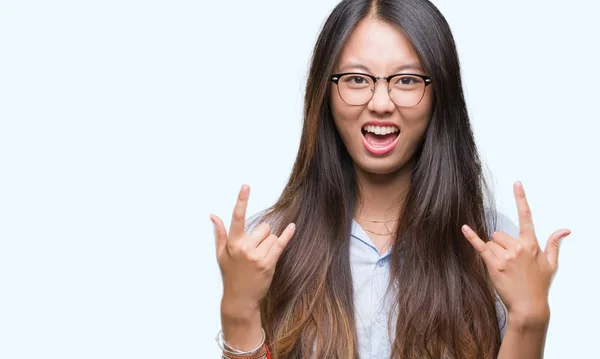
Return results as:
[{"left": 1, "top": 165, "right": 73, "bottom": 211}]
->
[{"left": 353, "top": 160, "right": 413, "bottom": 221}]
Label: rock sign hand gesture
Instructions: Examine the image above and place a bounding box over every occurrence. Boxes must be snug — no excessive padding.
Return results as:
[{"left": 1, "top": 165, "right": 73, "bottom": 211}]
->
[
  {"left": 210, "top": 185, "right": 296, "bottom": 316},
  {"left": 462, "top": 181, "right": 571, "bottom": 327}
]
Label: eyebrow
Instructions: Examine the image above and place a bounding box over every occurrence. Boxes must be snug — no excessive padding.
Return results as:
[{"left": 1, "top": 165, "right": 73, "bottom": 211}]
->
[
  {"left": 338, "top": 62, "right": 424, "bottom": 73},
  {"left": 393, "top": 63, "right": 424, "bottom": 73}
]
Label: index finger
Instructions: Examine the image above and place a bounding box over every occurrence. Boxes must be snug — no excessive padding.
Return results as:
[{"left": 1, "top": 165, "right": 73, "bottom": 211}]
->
[
  {"left": 513, "top": 181, "right": 536, "bottom": 238},
  {"left": 229, "top": 184, "right": 250, "bottom": 240}
]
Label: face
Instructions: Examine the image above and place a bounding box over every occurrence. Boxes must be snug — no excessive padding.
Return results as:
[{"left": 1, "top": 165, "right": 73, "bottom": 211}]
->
[{"left": 330, "top": 18, "right": 434, "bottom": 175}]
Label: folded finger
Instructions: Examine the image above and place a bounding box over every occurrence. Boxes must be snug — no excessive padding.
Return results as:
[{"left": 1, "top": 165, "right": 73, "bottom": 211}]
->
[
  {"left": 248, "top": 222, "right": 272, "bottom": 247},
  {"left": 486, "top": 240, "right": 506, "bottom": 261},
  {"left": 491, "top": 230, "right": 517, "bottom": 250},
  {"left": 256, "top": 233, "right": 278, "bottom": 258}
]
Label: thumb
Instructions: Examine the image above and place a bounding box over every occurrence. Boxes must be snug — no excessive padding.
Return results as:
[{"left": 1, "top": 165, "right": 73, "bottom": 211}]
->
[
  {"left": 210, "top": 214, "right": 228, "bottom": 258},
  {"left": 544, "top": 228, "right": 571, "bottom": 271}
]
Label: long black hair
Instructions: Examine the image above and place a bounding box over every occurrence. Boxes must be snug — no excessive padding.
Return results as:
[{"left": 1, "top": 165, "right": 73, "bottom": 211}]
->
[{"left": 256, "top": 1, "right": 500, "bottom": 357}]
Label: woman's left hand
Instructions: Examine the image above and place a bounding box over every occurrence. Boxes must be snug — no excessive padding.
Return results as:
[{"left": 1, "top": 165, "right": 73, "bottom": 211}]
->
[{"left": 461, "top": 181, "right": 571, "bottom": 328}]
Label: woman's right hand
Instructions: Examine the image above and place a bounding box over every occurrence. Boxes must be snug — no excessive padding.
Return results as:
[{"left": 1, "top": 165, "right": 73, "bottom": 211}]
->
[{"left": 210, "top": 184, "right": 296, "bottom": 319}]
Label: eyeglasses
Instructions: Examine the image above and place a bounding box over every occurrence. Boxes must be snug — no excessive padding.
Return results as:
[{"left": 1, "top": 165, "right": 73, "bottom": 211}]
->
[{"left": 330, "top": 72, "right": 432, "bottom": 107}]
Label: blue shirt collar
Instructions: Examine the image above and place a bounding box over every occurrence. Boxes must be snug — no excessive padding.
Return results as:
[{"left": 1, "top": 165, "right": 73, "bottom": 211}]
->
[{"left": 351, "top": 219, "right": 392, "bottom": 258}]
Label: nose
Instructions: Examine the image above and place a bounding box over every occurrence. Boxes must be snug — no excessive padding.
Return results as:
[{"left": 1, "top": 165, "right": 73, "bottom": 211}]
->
[{"left": 367, "top": 80, "right": 395, "bottom": 114}]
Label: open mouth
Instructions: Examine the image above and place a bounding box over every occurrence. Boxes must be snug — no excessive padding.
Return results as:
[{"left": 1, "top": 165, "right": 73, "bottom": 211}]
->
[{"left": 361, "top": 124, "right": 400, "bottom": 148}]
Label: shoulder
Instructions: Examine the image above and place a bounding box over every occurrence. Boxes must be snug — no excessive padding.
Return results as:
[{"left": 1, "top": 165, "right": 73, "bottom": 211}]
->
[
  {"left": 485, "top": 208, "right": 519, "bottom": 238},
  {"left": 245, "top": 210, "right": 266, "bottom": 232},
  {"left": 245, "top": 209, "right": 276, "bottom": 233}
]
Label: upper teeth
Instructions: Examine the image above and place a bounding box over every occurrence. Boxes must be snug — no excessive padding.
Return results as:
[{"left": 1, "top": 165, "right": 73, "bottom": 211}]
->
[{"left": 363, "top": 125, "right": 399, "bottom": 135}]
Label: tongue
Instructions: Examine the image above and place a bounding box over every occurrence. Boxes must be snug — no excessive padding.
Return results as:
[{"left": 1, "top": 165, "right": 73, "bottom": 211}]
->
[{"left": 364, "top": 132, "right": 397, "bottom": 147}]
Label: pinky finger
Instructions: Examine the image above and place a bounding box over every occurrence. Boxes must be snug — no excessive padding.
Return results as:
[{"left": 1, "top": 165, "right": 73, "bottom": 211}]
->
[
  {"left": 265, "top": 223, "right": 296, "bottom": 265},
  {"left": 462, "top": 224, "right": 500, "bottom": 268}
]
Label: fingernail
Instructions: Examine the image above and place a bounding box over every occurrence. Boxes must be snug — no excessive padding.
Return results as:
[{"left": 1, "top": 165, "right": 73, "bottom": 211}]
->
[
  {"left": 461, "top": 225, "right": 470, "bottom": 234},
  {"left": 209, "top": 214, "right": 216, "bottom": 225},
  {"left": 515, "top": 181, "right": 523, "bottom": 189},
  {"left": 241, "top": 184, "right": 249, "bottom": 192}
]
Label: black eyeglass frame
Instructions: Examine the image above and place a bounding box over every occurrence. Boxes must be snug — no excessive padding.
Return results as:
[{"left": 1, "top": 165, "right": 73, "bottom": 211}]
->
[{"left": 329, "top": 72, "right": 433, "bottom": 107}]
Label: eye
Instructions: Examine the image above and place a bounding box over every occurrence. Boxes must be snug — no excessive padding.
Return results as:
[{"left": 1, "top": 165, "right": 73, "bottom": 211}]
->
[
  {"left": 347, "top": 76, "right": 367, "bottom": 84},
  {"left": 341, "top": 74, "right": 372, "bottom": 89},
  {"left": 392, "top": 75, "right": 424, "bottom": 89},
  {"left": 400, "top": 76, "right": 419, "bottom": 84}
]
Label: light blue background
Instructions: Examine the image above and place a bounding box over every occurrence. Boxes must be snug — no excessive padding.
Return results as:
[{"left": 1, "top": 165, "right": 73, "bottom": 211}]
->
[{"left": 1, "top": 1, "right": 598, "bottom": 358}]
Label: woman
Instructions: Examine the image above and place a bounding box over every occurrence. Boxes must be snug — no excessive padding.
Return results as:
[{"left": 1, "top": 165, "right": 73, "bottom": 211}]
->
[{"left": 210, "top": 0, "right": 570, "bottom": 358}]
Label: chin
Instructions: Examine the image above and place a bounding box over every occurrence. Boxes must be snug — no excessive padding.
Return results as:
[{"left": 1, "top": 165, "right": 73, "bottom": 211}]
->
[{"left": 354, "top": 154, "right": 410, "bottom": 175}]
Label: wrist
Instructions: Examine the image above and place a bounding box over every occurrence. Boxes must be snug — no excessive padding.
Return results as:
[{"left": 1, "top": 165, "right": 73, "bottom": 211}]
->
[
  {"left": 221, "top": 296, "right": 261, "bottom": 323},
  {"left": 220, "top": 298, "right": 263, "bottom": 353},
  {"left": 507, "top": 304, "right": 550, "bottom": 332}
]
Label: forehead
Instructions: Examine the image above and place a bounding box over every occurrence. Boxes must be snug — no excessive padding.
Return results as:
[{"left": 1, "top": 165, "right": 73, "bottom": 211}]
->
[{"left": 336, "top": 17, "right": 423, "bottom": 73}]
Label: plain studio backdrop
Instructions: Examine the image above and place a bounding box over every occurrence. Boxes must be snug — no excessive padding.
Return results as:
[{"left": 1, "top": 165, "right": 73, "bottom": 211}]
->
[{"left": 0, "top": 0, "right": 598, "bottom": 358}]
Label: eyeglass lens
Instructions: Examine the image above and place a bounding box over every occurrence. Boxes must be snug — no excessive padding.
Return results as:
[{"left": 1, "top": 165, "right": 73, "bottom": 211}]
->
[{"left": 336, "top": 74, "right": 426, "bottom": 107}]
